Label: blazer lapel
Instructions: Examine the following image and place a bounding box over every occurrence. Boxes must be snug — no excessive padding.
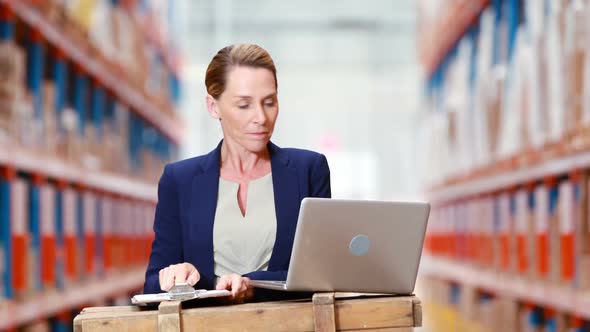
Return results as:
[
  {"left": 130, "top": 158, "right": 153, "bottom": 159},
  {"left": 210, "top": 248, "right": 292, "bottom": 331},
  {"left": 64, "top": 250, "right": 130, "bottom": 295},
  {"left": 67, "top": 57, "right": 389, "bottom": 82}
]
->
[
  {"left": 190, "top": 141, "right": 222, "bottom": 287},
  {"left": 268, "top": 142, "right": 300, "bottom": 270},
  {"left": 190, "top": 141, "right": 299, "bottom": 281}
]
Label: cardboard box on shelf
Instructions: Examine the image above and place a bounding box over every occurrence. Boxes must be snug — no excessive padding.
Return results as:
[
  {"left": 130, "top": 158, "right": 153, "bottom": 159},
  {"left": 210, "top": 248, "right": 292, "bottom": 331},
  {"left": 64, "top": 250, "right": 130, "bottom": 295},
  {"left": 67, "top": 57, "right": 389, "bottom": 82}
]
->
[
  {"left": 496, "top": 192, "right": 514, "bottom": 273},
  {"left": 458, "top": 284, "right": 478, "bottom": 323},
  {"left": 57, "top": 107, "right": 80, "bottom": 163},
  {"left": 42, "top": 81, "right": 58, "bottom": 154},
  {"left": 545, "top": 6, "right": 566, "bottom": 144},
  {"left": 82, "top": 125, "right": 102, "bottom": 171},
  {"left": 515, "top": 188, "right": 533, "bottom": 278},
  {"left": 534, "top": 184, "right": 549, "bottom": 281},
  {"left": 13, "top": 93, "right": 41, "bottom": 151},
  {"left": 487, "top": 68, "right": 506, "bottom": 161},
  {"left": 101, "top": 195, "right": 113, "bottom": 272},
  {"left": 475, "top": 293, "right": 499, "bottom": 331},
  {"left": 110, "top": 197, "right": 123, "bottom": 268},
  {"left": 495, "top": 296, "right": 520, "bottom": 331},
  {"left": 548, "top": 183, "right": 561, "bottom": 284},
  {"left": 519, "top": 304, "right": 544, "bottom": 332},
  {"left": 0, "top": 41, "right": 26, "bottom": 99},
  {"left": 32, "top": 0, "right": 67, "bottom": 25},
  {"left": 11, "top": 178, "right": 31, "bottom": 300},
  {"left": 0, "top": 42, "right": 27, "bottom": 146},
  {"left": 543, "top": 309, "right": 567, "bottom": 332},
  {"left": 577, "top": 173, "right": 590, "bottom": 290},
  {"left": 111, "top": 6, "right": 146, "bottom": 88},
  {"left": 498, "top": 27, "right": 525, "bottom": 160},
  {"left": 578, "top": 255, "right": 590, "bottom": 290},
  {"left": 564, "top": 1, "right": 587, "bottom": 136},
  {"left": 82, "top": 191, "right": 96, "bottom": 277},
  {"left": 62, "top": 187, "right": 79, "bottom": 287},
  {"left": 558, "top": 179, "right": 576, "bottom": 285},
  {"left": 524, "top": 37, "right": 546, "bottom": 150},
  {"left": 22, "top": 319, "right": 51, "bottom": 332},
  {"left": 39, "top": 184, "right": 57, "bottom": 291}
]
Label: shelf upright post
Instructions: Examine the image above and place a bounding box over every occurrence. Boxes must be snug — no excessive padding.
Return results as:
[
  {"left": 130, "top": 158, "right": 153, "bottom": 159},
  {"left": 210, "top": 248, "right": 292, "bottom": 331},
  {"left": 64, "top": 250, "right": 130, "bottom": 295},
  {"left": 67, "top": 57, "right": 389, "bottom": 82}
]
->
[
  {"left": 11, "top": 176, "right": 28, "bottom": 299},
  {"left": 73, "top": 66, "right": 88, "bottom": 137},
  {"left": 91, "top": 82, "right": 105, "bottom": 140},
  {"left": 53, "top": 49, "right": 68, "bottom": 133},
  {"left": 94, "top": 188, "right": 104, "bottom": 278},
  {"left": 81, "top": 184, "right": 98, "bottom": 277},
  {"left": 29, "top": 173, "right": 45, "bottom": 292},
  {"left": 54, "top": 180, "right": 66, "bottom": 291},
  {"left": 75, "top": 183, "right": 85, "bottom": 279},
  {"left": 52, "top": 312, "right": 70, "bottom": 332},
  {"left": 0, "top": 166, "right": 15, "bottom": 299},
  {"left": 63, "top": 184, "right": 79, "bottom": 285},
  {"left": 0, "top": 5, "right": 14, "bottom": 40},
  {"left": 506, "top": 0, "right": 520, "bottom": 60},
  {"left": 27, "top": 29, "right": 45, "bottom": 121},
  {"left": 40, "top": 180, "right": 57, "bottom": 291}
]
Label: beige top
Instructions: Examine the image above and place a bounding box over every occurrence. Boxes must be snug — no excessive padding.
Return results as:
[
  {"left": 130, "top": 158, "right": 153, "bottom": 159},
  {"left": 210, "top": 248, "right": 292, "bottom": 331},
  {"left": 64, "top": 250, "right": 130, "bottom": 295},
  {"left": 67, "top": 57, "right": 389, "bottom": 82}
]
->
[{"left": 213, "top": 172, "right": 277, "bottom": 277}]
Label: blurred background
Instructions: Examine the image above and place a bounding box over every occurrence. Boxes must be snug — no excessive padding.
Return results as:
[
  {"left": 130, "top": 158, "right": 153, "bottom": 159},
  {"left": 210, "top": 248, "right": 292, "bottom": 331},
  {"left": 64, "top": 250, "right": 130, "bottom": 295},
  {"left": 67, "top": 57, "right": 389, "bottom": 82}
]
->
[{"left": 1, "top": 0, "right": 590, "bottom": 331}]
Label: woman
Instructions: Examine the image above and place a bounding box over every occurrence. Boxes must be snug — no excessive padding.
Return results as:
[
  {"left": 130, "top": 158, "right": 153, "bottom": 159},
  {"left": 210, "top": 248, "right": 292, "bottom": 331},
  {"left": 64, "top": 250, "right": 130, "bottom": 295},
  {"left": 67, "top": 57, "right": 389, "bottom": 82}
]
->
[{"left": 143, "top": 44, "right": 331, "bottom": 303}]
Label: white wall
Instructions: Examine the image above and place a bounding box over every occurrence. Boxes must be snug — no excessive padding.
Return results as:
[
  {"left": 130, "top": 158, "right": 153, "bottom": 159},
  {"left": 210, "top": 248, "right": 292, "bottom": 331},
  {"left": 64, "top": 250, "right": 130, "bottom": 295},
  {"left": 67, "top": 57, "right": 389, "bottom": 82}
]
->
[{"left": 176, "top": 0, "right": 422, "bottom": 200}]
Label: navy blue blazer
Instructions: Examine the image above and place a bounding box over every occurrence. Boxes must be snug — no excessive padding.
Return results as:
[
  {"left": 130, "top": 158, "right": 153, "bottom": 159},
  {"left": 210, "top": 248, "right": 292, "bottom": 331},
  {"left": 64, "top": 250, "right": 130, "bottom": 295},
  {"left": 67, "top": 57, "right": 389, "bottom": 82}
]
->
[{"left": 143, "top": 141, "right": 331, "bottom": 295}]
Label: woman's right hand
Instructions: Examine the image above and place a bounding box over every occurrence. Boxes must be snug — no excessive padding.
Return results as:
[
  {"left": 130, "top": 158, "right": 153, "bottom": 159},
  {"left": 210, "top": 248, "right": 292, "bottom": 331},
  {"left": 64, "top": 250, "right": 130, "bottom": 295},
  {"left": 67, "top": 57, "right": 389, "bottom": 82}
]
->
[{"left": 158, "top": 263, "right": 201, "bottom": 291}]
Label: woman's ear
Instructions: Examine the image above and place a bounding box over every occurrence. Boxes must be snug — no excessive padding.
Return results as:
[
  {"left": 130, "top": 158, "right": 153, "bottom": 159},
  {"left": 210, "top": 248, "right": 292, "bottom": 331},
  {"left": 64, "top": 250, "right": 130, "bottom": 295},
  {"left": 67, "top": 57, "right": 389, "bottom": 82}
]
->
[{"left": 206, "top": 94, "right": 222, "bottom": 120}]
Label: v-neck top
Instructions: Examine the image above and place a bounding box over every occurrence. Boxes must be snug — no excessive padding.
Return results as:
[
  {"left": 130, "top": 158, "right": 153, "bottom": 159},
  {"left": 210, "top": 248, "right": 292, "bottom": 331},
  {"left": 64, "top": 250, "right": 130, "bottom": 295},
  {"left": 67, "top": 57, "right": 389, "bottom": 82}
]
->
[{"left": 213, "top": 172, "right": 277, "bottom": 277}]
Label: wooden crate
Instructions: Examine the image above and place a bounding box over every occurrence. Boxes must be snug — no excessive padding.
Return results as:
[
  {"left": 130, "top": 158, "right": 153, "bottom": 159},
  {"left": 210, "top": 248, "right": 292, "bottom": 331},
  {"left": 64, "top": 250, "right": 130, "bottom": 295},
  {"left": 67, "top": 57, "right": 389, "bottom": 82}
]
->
[{"left": 73, "top": 293, "right": 421, "bottom": 332}]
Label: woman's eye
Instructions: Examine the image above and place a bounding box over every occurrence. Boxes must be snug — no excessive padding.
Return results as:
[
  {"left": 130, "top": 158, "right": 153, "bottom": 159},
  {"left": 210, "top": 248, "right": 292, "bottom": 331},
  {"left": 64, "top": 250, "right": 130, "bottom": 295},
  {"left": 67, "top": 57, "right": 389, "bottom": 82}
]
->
[
  {"left": 238, "top": 104, "right": 249, "bottom": 109},
  {"left": 264, "top": 101, "right": 275, "bottom": 107}
]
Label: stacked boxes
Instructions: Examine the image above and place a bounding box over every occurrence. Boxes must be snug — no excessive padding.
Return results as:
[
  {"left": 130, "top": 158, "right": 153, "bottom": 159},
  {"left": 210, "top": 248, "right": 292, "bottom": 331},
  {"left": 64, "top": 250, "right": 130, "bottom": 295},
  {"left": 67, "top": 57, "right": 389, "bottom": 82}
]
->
[
  {"left": 0, "top": 41, "right": 26, "bottom": 145},
  {"left": 420, "top": 1, "right": 590, "bottom": 185}
]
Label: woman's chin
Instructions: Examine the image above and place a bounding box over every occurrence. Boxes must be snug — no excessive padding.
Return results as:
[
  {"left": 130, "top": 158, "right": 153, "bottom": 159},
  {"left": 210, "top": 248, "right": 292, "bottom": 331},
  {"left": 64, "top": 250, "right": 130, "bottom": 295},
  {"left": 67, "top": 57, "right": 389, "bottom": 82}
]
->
[{"left": 243, "top": 139, "right": 270, "bottom": 153}]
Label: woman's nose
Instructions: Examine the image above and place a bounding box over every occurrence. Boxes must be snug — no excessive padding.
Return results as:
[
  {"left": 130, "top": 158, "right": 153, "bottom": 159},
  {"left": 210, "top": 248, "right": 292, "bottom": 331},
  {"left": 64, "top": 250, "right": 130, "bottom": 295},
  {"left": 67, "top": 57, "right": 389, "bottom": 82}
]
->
[{"left": 253, "top": 105, "right": 267, "bottom": 124}]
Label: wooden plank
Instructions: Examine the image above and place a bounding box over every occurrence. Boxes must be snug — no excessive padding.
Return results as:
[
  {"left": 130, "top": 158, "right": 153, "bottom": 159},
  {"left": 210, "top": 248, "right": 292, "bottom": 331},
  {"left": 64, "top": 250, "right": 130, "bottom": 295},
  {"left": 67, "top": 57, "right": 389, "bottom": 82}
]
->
[
  {"left": 74, "top": 311, "right": 157, "bottom": 332},
  {"left": 73, "top": 295, "right": 421, "bottom": 331},
  {"left": 77, "top": 315, "right": 157, "bottom": 332},
  {"left": 158, "top": 301, "right": 182, "bottom": 332},
  {"left": 313, "top": 292, "right": 336, "bottom": 332},
  {"left": 181, "top": 301, "right": 314, "bottom": 331},
  {"left": 335, "top": 297, "right": 415, "bottom": 330}
]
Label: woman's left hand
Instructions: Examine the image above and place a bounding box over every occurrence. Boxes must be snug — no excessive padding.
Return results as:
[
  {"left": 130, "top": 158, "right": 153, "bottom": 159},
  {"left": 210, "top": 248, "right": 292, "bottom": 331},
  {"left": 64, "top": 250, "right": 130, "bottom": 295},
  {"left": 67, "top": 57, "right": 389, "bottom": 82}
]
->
[{"left": 216, "top": 274, "right": 255, "bottom": 303}]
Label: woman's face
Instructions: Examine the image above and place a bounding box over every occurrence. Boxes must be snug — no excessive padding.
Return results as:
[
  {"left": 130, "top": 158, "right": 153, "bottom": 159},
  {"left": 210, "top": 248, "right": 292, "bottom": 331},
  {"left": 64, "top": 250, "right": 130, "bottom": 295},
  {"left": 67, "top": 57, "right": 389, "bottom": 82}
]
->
[{"left": 207, "top": 66, "right": 279, "bottom": 153}]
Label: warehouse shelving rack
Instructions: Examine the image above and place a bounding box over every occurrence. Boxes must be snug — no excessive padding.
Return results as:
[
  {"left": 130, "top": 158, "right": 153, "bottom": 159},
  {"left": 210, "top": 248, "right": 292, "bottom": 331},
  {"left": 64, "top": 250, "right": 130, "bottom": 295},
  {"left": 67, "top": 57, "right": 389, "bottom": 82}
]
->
[
  {"left": 2, "top": 0, "right": 184, "bottom": 145},
  {"left": 419, "top": 0, "right": 590, "bottom": 328},
  {"left": 0, "top": 0, "right": 181, "bottom": 330}
]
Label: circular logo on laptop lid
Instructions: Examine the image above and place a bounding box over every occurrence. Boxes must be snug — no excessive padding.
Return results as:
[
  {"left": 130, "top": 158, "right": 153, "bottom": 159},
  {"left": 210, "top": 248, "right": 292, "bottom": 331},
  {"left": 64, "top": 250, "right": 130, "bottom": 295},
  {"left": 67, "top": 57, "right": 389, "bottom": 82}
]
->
[{"left": 349, "top": 234, "right": 370, "bottom": 256}]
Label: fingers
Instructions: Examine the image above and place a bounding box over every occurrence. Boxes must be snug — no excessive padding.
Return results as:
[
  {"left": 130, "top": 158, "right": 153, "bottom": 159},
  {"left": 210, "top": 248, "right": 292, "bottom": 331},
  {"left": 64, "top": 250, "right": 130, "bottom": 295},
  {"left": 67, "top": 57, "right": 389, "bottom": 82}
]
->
[
  {"left": 158, "top": 263, "right": 199, "bottom": 291},
  {"left": 187, "top": 268, "right": 201, "bottom": 286},
  {"left": 216, "top": 276, "right": 230, "bottom": 290},
  {"left": 216, "top": 274, "right": 253, "bottom": 303},
  {"left": 230, "top": 274, "right": 244, "bottom": 298}
]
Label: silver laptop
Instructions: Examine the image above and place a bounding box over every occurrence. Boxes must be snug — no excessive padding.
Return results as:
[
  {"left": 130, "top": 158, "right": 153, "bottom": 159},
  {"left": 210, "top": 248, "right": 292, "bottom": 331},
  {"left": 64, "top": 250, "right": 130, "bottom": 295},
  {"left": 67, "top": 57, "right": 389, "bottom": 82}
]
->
[{"left": 250, "top": 198, "right": 430, "bottom": 294}]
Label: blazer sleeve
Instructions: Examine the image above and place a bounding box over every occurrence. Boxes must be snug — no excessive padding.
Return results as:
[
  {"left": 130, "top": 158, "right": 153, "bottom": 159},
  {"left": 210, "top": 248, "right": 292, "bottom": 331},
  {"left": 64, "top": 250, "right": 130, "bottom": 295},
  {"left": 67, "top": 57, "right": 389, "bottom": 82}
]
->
[
  {"left": 310, "top": 153, "right": 331, "bottom": 198},
  {"left": 243, "top": 153, "right": 332, "bottom": 282},
  {"left": 143, "top": 165, "right": 184, "bottom": 294}
]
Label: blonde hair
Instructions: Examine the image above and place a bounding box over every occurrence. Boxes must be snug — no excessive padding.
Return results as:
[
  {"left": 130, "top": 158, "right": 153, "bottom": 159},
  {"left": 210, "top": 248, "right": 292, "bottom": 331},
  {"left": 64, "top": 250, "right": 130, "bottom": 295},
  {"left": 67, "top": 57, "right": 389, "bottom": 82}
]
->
[{"left": 205, "top": 44, "right": 277, "bottom": 99}]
